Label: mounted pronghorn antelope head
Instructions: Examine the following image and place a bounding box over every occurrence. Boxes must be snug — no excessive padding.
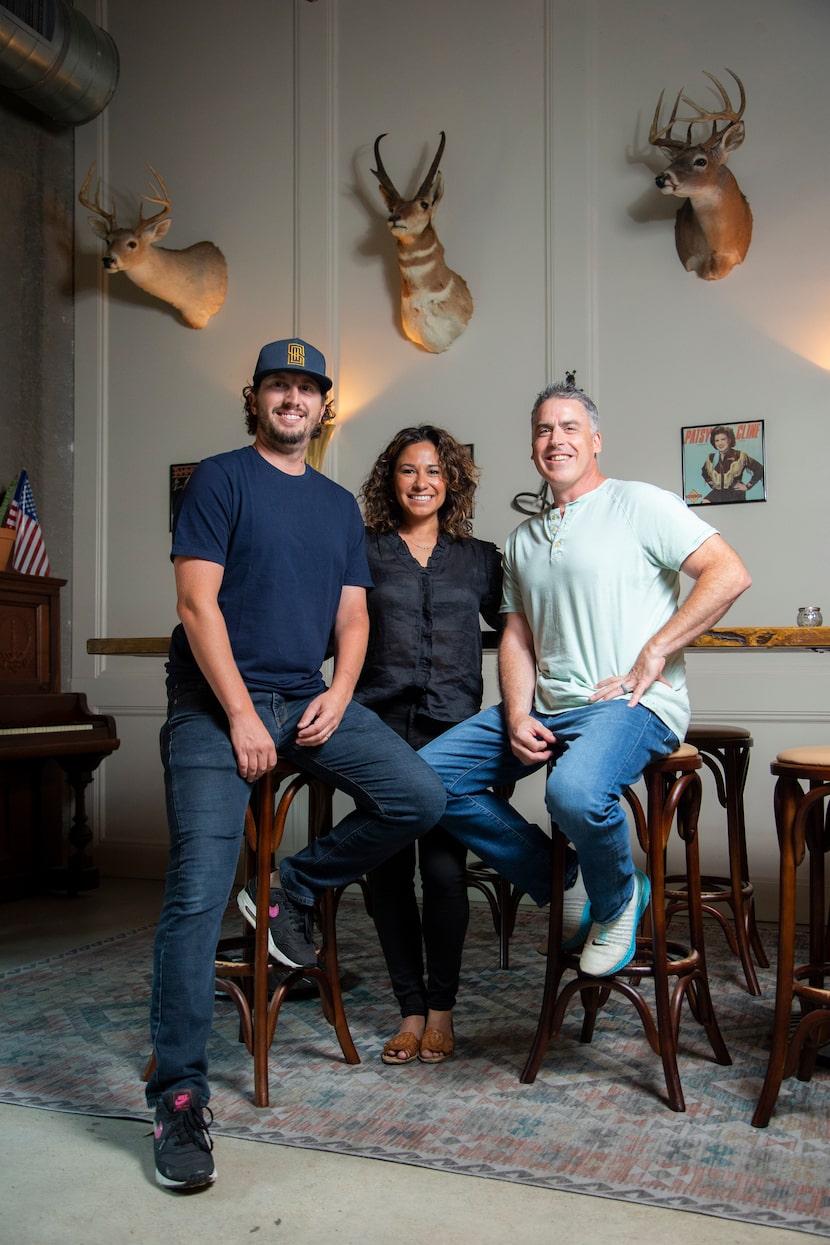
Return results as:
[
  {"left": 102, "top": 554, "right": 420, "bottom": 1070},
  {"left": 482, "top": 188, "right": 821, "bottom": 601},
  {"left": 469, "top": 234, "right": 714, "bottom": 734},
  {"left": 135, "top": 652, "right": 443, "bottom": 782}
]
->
[
  {"left": 371, "top": 132, "right": 473, "bottom": 353},
  {"left": 649, "top": 69, "right": 752, "bottom": 281},
  {"left": 79, "top": 163, "right": 228, "bottom": 328}
]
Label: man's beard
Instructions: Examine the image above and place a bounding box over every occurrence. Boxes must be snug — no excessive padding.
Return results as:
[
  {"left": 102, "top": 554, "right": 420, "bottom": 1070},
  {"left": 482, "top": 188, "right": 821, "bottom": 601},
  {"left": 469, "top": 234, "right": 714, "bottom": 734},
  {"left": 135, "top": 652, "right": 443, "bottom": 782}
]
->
[
  {"left": 257, "top": 410, "right": 320, "bottom": 451},
  {"left": 260, "top": 424, "right": 308, "bottom": 448}
]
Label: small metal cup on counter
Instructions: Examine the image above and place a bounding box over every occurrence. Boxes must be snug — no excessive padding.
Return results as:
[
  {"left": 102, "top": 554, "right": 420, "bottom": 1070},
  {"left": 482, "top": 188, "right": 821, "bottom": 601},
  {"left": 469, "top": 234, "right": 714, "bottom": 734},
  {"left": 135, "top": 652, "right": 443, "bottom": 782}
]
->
[{"left": 796, "top": 606, "right": 823, "bottom": 627}]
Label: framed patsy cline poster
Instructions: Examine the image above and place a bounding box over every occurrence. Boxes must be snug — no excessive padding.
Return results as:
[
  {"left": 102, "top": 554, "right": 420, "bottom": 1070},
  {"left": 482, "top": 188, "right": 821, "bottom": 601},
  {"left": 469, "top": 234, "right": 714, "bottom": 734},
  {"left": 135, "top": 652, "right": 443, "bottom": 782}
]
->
[{"left": 681, "top": 421, "right": 766, "bottom": 507}]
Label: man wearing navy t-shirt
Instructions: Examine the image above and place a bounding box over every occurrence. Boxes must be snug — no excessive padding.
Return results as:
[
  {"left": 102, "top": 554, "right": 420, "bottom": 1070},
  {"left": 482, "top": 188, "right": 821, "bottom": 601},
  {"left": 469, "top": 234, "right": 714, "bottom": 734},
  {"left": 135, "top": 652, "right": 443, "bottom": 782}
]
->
[{"left": 147, "top": 338, "right": 446, "bottom": 1190}]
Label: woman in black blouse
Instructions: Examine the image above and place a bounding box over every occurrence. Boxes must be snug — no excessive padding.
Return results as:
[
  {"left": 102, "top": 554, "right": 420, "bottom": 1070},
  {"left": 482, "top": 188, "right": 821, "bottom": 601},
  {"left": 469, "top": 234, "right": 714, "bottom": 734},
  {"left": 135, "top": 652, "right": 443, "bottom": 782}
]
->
[{"left": 355, "top": 426, "right": 502, "bottom": 1065}]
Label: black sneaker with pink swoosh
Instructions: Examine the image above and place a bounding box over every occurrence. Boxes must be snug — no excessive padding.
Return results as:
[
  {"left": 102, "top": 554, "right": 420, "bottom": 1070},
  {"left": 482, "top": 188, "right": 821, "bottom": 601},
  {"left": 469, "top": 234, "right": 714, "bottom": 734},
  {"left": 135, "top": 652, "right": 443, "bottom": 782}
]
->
[
  {"left": 237, "top": 879, "right": 316, "bottom": 968},
  {"left": 153, "top": 1088, "right": 215, "bottom": 1189}
]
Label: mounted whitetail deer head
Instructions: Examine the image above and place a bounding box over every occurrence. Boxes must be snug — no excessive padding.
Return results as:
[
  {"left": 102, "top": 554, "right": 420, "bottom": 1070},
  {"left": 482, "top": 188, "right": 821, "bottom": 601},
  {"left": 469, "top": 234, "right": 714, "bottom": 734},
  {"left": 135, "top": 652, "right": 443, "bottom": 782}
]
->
[
  {"left": 371, "top": 132, "right": 473, "bottom": 353},
  {"left": 79, "top": 164, "right": 228, "bottom": 328},
  {"left": 649, "top": 69, "right": 752, "bottom": 281}
]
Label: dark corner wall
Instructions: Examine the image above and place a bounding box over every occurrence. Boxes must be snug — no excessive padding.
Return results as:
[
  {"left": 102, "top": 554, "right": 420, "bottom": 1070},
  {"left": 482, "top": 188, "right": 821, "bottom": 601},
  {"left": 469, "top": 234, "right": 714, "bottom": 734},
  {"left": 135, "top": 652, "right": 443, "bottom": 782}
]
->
[{"left": 0, "top": 90, "right": 75, "bottom": 680}]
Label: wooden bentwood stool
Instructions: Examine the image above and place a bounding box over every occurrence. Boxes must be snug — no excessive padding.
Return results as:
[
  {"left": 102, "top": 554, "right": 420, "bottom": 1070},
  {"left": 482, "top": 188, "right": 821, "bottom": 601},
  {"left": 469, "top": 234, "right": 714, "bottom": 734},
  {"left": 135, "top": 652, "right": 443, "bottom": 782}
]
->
[
  {"left": 144, "top": 762, "right": 359, "bottom": 1109},
  {"left": 752, "top": 746, "right": 830, "bottom": 1128},
  {"left": 521, "top": 745, "right": 731, "bottom": 1112},
  {"left": 215, "top": 762, "right": 359, "bottom": 1106},
  {"left": 333, "top": 788, "right": 523, "bottom": 967},
  {"left": 465, "top": 784, "right": 522, "bottom": 969},
  {"left": 666, "top": 725, "right": 769, "bottom": 995}
]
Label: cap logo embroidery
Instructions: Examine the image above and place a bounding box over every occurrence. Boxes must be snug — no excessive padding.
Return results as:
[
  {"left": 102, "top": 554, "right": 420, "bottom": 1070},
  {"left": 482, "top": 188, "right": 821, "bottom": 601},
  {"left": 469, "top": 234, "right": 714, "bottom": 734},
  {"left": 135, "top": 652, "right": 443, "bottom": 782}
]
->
[{"left": 287, "top": 343, "right": 305, "bottom": 367}]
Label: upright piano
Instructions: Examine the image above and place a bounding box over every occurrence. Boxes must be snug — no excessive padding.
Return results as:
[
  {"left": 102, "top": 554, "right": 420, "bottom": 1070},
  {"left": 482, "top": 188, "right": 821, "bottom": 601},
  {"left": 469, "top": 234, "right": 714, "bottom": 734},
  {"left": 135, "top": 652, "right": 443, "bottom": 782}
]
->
[{"left": 0, "top": 570, "right": 119, "bottom": 898}]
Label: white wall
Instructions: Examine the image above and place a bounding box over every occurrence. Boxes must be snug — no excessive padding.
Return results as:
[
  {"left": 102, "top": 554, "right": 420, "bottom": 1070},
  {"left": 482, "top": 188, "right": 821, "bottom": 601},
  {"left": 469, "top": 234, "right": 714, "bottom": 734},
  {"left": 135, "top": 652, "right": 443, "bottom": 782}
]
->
[{"left": 73, "top": 0, "right": 830, "bottom": 917}]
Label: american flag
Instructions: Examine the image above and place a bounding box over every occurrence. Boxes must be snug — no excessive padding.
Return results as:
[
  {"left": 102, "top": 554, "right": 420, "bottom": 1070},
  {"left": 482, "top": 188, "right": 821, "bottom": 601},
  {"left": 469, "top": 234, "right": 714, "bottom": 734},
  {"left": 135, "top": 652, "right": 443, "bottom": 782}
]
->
[{"left": 3, "top": 470, "right": 50, "bottom": 577}]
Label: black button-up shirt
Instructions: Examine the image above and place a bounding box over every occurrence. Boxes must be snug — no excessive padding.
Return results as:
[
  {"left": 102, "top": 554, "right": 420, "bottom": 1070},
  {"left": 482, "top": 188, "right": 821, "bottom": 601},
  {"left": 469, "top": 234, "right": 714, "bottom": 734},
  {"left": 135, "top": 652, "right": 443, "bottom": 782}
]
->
[{"left": 355, "top": 530, "right": 503, "bottom": 724}]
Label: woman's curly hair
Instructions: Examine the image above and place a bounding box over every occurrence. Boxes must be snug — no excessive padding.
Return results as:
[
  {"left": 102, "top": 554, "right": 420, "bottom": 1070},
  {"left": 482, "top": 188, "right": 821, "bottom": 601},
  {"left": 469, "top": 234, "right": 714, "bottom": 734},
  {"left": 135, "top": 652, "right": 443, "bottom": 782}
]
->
[{"left": 359, "top": 425, "right": 479, "bottom": 539}]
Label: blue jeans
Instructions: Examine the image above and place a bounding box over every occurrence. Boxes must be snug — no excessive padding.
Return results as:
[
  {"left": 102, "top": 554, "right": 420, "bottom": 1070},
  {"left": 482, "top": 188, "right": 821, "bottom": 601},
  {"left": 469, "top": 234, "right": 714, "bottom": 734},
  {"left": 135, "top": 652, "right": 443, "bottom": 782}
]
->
[
  {"left": 419, "top": 701, "right": 679, "bottom": 925},
  {"left": 147, "top": 683, "right": 446, "bottom": 1106}
]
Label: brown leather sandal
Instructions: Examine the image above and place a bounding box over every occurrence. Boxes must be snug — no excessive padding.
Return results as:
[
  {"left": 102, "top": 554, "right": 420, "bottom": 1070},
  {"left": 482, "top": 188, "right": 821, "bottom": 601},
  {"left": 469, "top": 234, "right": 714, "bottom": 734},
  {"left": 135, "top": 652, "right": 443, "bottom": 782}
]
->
[
  {"left": 381, "top": 1031, "right": 421, "bottom": 1065},
  {"left": 418, "top": 1026, "right": 455, "bottom": 1064}
]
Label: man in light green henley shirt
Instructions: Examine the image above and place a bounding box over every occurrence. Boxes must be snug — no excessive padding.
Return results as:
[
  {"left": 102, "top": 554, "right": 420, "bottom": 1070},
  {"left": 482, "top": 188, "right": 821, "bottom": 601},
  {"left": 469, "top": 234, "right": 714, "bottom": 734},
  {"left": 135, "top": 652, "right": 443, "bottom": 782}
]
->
[{"left": 421, "top": 382, "right": 751, "bottom": 976}]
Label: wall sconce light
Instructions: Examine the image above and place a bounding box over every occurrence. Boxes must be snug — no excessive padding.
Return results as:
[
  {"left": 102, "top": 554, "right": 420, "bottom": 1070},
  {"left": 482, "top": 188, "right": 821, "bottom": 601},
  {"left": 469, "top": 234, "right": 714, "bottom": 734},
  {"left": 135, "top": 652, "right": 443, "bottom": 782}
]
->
[{"left": 306, "top": 397, "right": 336, "bottom": 472}]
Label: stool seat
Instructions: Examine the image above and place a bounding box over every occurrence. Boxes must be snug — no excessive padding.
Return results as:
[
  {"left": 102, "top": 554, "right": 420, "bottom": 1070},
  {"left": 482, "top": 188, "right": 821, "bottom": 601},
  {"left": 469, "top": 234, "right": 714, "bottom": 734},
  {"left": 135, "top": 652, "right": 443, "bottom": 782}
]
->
[
  {"left": 687, "top": 724, "right": 751, "bottom": 742},
  {"left": 522, "top": 746, "right": 731, "bottom": 1112},
  {"left": 665, "top": 722, "right": 767, "bottom": 994},
  {"left": 752, "top": 751, "right": 830, "bottom": 1127},
  {"left": 776, "top": 746, "right": 830, "bottom": 767},
  {"left": 667, "top": 741, "right": 700, "bottom": 758}
]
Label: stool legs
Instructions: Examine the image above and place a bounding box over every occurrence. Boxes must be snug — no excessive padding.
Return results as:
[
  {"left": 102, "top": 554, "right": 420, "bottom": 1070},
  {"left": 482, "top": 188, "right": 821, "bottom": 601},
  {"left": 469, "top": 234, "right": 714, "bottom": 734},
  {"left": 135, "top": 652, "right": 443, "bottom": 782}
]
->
[
  {"left": 143, "top": 766, "right": 359, "bottom": 1108},
  {"left": 466, "top": 861, "right": 523, "bottom": 969},
  {"left": 520, "top": 829, "right": 569, "bottom": 1082},
  {"left": 752, "top": 772, "right": 830, "bottom": 1127},
  {"left": 465, "top": 783, "right": 523, "bottom": 969},
  {"left": 667, "top": 735, "right": 767, "bottom": 995},
  {"left": 303, "top": 778, "right": 359, "bottom": 1060},
  {"left": 647, "top": 764, "right": 731, "bottom": 1106},
  {"left": 707, "top": 739, "right": 769, "bottom": 989},
  {"left": 215, "top": 767, "right": 359, "bottom": 1108},
  {"left": 522, "top": 756, "right": 730, "bottom": 1112}
]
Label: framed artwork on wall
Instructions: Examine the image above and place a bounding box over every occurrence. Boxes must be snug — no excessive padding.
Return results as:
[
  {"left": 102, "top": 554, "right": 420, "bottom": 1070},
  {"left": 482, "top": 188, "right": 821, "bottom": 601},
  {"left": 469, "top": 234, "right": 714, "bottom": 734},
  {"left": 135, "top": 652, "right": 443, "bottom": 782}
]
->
[{"left": 681, "top": 421, "right": 766, "bottom": 507}]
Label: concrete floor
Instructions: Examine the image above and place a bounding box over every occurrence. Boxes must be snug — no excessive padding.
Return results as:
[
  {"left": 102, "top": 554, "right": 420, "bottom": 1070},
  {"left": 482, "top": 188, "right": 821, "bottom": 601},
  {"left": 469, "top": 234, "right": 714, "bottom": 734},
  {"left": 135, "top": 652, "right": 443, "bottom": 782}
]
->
[{"left": 0, "top": 880, "right": 824, "bottom": 1245}]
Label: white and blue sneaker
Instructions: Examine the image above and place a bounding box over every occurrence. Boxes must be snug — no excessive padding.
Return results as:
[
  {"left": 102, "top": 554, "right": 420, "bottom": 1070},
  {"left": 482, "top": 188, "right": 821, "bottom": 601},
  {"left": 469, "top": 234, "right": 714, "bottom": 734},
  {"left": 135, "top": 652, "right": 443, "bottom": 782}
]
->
[
  {"left": 578, "top": 870, "right": 651, "bottom": 977},
  {"left": 536, "top": 867, "right": 592, "bottom": 955},
  {"left": 561, "top": 867, "right": 592, "bottom": 953}
]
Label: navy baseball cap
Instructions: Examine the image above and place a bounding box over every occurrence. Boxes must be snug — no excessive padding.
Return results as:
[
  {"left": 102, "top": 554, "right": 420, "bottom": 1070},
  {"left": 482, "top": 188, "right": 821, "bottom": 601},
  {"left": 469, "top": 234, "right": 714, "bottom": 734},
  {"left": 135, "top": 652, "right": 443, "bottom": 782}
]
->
[{"left": 252, "top": 338, "right": 332, "bottom": 394}]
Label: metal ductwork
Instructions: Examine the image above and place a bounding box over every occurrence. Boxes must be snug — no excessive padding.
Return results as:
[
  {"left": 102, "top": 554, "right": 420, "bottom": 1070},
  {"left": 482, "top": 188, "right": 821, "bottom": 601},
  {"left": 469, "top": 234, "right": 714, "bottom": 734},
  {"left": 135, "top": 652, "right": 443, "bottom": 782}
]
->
[{"left": 0, "top": 0, "right": 118, "bottom": 126}]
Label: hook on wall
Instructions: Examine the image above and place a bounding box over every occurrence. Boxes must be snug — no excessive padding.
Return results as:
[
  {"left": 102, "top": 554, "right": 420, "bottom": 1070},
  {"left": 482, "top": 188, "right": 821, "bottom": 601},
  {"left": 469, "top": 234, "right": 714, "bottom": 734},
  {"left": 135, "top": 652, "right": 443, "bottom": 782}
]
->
[{"left": 510, "top": 369, "right": 578, "bottom": 514}]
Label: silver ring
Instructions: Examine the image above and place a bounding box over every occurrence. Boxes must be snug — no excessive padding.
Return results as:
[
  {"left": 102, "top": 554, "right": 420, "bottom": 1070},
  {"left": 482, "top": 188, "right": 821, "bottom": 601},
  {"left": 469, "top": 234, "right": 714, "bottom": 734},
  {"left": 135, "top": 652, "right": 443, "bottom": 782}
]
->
[{"left": 621, "top": 682, "right": 632, "bottom": 694}]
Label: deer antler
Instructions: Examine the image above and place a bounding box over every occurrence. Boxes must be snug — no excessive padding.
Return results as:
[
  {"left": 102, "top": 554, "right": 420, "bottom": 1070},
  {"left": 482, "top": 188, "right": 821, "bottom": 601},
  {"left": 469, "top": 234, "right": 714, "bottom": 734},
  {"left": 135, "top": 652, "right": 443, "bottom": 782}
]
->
[
  {"left": 649, "top": 89, "right": 693, "bottom": 152},
  {"left": 650, "top": 69, "right": 746, "bottom": 152},
  {"left": 371, "top": 134, "right": 400, "bottom": 199},
  {"left": 415, "top": 131, "right": 446, "bottom": 199},
  {"left": 679, "top": 70, "right": 746, "bottom": 150},
  {"left": 136, "top": 163, "right": 172, "bottom": 232},
  {"left": 78, "top": 162, "right": 117, "bottom": 231}
]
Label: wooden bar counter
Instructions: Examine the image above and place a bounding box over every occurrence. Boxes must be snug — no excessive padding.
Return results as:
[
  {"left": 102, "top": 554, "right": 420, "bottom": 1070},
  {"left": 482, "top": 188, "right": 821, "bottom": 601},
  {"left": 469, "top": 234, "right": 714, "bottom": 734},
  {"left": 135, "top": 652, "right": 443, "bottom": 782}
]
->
[
  {"left": 689, "top": 626, "right": 830, "bottom": 650},
  {"left": 87, "top": 627, "right": 830, "bottom": 656}
]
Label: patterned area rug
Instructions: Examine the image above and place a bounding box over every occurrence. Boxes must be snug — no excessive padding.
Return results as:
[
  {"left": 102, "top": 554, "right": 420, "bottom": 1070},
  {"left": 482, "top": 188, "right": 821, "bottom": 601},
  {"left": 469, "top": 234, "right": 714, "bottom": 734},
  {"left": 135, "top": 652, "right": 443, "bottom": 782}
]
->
[{"left": 1, "top": 901, "right": 828, "bottom": 1236}]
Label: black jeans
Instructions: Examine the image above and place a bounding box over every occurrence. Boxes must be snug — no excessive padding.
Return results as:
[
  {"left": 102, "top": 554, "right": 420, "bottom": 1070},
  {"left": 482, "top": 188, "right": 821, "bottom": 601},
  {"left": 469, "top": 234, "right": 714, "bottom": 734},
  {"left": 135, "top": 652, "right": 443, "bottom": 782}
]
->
[{"left": 367, "top": 698, "right": 468, "bottom": 1017}]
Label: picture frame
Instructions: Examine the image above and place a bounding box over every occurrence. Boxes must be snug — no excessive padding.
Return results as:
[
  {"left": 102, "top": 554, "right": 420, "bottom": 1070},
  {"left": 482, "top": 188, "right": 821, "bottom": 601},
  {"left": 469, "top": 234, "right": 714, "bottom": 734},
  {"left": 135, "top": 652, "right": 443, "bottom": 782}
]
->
[
  {"left": 680, "top": 421, "right": 766, "bottom": 507},
  {"left": 169, "top": 463, "right": 197, "bottom": 530}
]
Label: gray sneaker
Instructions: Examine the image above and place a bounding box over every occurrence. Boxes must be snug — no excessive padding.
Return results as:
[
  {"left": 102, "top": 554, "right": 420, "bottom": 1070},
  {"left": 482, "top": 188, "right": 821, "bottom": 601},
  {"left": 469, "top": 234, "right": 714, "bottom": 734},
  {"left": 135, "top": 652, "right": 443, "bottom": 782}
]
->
[
  {"left": 578, "top": 870, "right": 650, "bottom": 977},
  {"left": 237, "top": 879, "right": 316, "bottom": 969}
]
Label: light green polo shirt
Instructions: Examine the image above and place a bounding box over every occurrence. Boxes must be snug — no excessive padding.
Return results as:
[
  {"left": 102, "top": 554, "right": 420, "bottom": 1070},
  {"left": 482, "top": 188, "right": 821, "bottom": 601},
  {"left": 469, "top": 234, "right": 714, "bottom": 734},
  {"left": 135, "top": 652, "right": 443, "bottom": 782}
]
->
[{"left": 501, "top": 478, "right": 717, "bottom": 742}]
